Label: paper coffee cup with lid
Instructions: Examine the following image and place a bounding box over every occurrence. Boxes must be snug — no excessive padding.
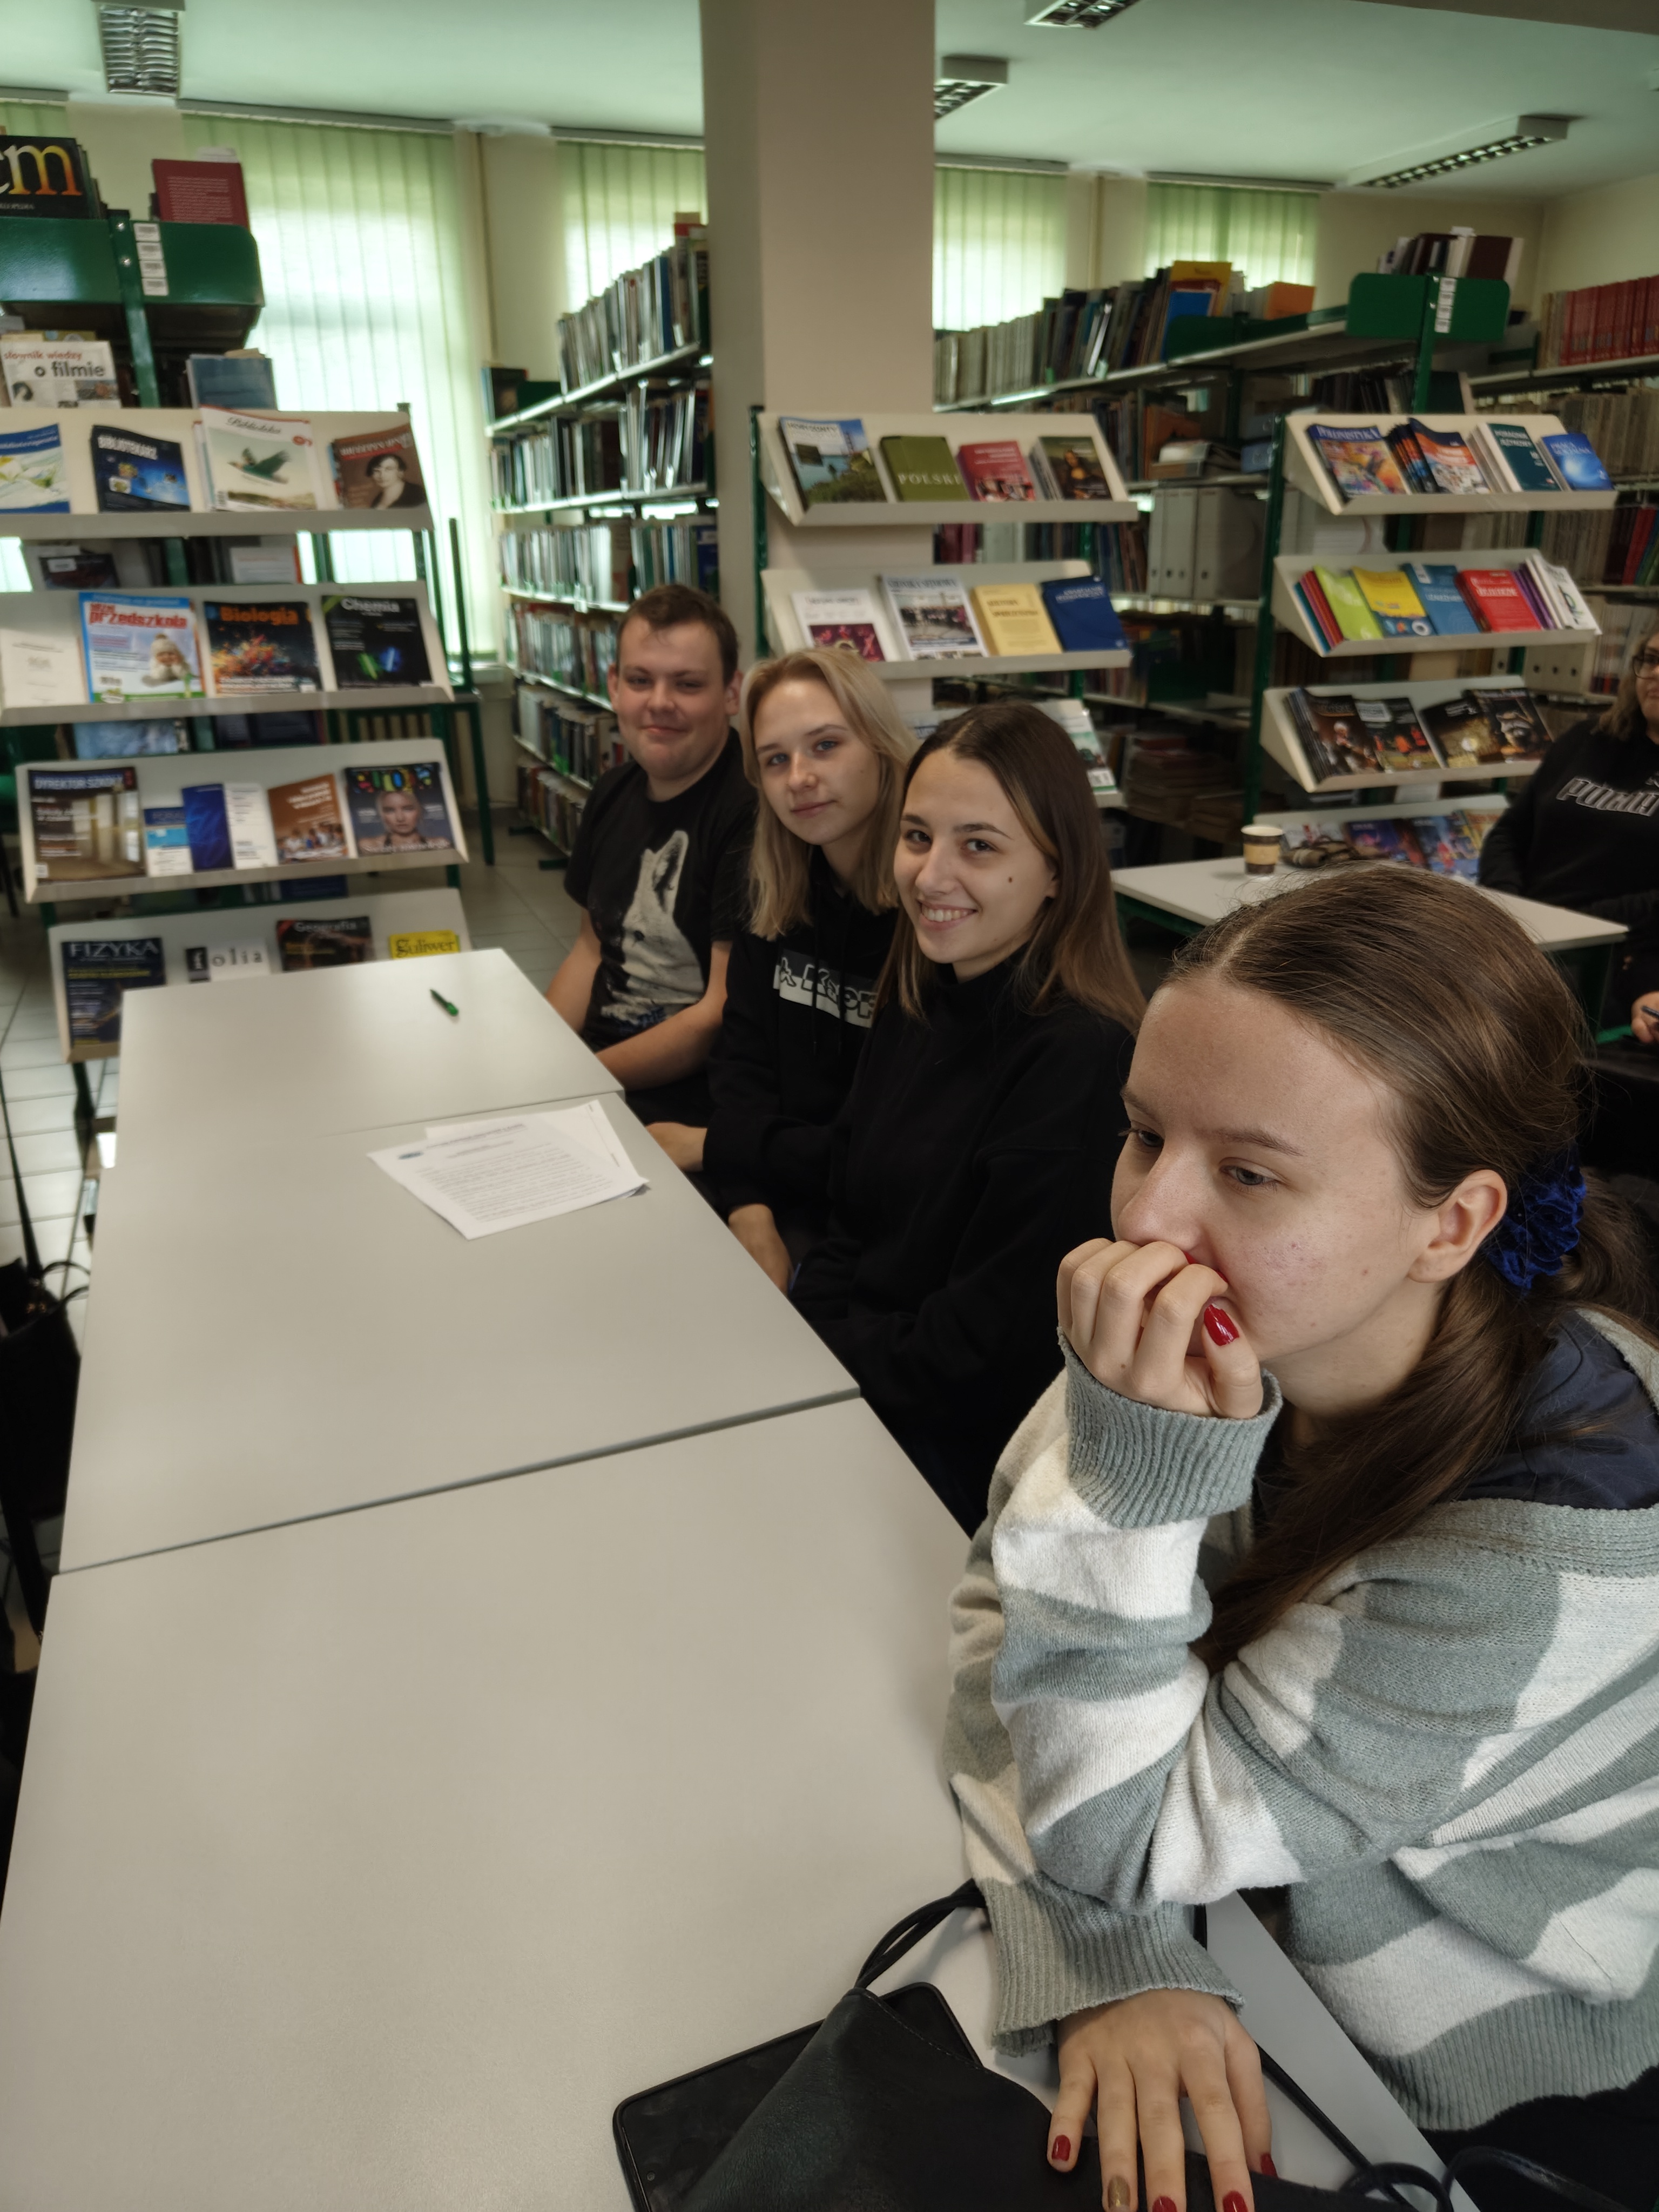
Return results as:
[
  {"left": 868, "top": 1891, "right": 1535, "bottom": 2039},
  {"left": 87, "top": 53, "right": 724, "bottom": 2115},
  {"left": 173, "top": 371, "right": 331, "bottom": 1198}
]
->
[{"left": 1241, "top": 821, "right": 1284, "bottom": 875}]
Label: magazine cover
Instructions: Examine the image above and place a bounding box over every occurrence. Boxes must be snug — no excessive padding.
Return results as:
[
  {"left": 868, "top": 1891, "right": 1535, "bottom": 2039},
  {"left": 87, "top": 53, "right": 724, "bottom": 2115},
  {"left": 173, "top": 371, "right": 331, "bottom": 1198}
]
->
[
  {"left": 1036, "top": 436, "right": 1111, "bottom": 501},
  {"left": 1479, "top": 686, "right": 1552, "bottom": 761},
  {"left": 31, "top": 545, "right": 120, "bottom": 590},
  {"left": 1344, "top": 819, "right": 1425, "bottom": 867},
  {"left": 29, "top": 765, "right": 145, "bottom": 882},
  {"left": 1361, "top": 695, "right": 1442, "bottom": 773},
  {"left": 1422, "top": 692, "right": 1504, "bottom": 766},
  {"left": 388, "top": 929, "right": 463, "bottom": 959},
  {"left": 225, "top": 782, "right": 278, "bottom": 870},
  {"left": 60, "top": 935, "right": 165, "bottom": 1049},
  {"left": 321, "top": 594, "right": 432, "bottom": 687},
  {"left": 185, "top": 943, "right": 270, "bottom": 982},
  {"left": 75, "top": 718, "right": 188, "bottom": 759},
  {"left": 268, "top": 773, "right": 352, "bottom": 864},
  {"left": 1305, "top": 423, "right": 1408, "bottom": 501},
  {"left": 0, "top": 421, "right": 69, "bottom": 512},
  {"left": 878, "top": 574, "right": 986, "bottom": 660},
  {"left": 790, "top": 588, "right": 886, "bottom": 662},
  {"left": 1290, "top": 692, "right": 1375, "bottom": 779},
  {"left": 92, "top": 424, "right": 190, "bottom": 514},
  {"left": 81, "top": 594, "right": 205, "bottom": 702},
  {"left": 956, "top": 440, "right": 1037, "bottom": 502},
  {"left": 1408, "top": 815, "right": 1480, "bottom": 881},
  {"left": 778, "top": 418, "right": 885, "bottom": 507},
  {"left": 204, "top": 599, "right": 321, "bottom": 693},
  {"left": 199, "top": 408, "right": 320, "bottom": 511},
  {"left": 275, "top": 916, "right": 373, "bottom": 970},
  {"left": 341, "top": 760, "right": 456, "bottom": 853},
  {"left": 0, "top": 337, "right": 119, "bottom": 408},
  {"left": 329, "top": 424, "right": 426, "bottom": 510},
  {"left": 181, "top": 783, "right": 233, "bottom": 872},
  {"left": 143, "top": 803, "right": 191, "bottom": 877}
]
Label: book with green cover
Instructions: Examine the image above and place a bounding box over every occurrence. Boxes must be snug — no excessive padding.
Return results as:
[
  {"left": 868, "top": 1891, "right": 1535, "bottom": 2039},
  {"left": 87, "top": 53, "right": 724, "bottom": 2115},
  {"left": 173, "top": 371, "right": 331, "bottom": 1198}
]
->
[
  {"left": 879, "top": 434, "right": 969, "bottom": 503},
  {"left": 1313, "top": 565, "right": 1384, "bottom": 643}
]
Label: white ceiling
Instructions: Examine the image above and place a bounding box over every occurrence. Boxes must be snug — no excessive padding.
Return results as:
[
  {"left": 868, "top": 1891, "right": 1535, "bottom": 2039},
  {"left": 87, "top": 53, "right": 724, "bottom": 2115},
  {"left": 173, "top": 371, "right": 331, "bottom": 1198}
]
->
[{"left": 6, "top": 0, "right": 1658, "bottom": 199}]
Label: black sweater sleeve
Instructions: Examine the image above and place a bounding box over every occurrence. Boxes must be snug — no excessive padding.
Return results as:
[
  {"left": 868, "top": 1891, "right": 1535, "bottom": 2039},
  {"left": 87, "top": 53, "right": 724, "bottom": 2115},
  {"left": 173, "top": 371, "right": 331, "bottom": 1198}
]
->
[
  {"left": 1475, "top": 777, "right": 1534, "bottom": 896},
  {"left": 703, "top": 933, "right": 833, "bottom": 1213}
]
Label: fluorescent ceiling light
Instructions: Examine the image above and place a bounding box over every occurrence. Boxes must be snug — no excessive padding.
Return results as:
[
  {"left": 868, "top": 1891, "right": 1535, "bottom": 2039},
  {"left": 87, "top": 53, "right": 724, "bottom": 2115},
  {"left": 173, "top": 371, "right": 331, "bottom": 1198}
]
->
[
  {"left": 1026, "top": 0, "right": 1144, "bottom": 22},
  {"left": 935, "top": 56, "right": 1008, "bottom": 119},
  {"left": 1362, "top": 114, "right": 1570, "bottom": 189},
  {"left": 96, "top": 4, "right": 184, "bottom": 98},
  {"left": 1149, "top": 171, "right": 1334, "bottom": 192}
]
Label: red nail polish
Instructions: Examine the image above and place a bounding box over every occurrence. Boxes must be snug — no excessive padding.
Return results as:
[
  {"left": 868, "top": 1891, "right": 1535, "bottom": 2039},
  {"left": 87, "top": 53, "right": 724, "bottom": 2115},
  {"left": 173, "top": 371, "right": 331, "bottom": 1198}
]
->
[
  {"left": 1203, "top": 1303, "right": 1238, "bottom": 1346},
  {"left": 1050, "top": 2135, "right": 1071, "bottom": 2165},
  {"left": 1261, "top": 2155, "right": 1278, "bottom": 2177},
  {"left": 1154, "top": 2198, "right": 1178, "bottom": 2212},
  {"left": 1225, "top": 2194, "right": 1250, "bottom": 2212}
]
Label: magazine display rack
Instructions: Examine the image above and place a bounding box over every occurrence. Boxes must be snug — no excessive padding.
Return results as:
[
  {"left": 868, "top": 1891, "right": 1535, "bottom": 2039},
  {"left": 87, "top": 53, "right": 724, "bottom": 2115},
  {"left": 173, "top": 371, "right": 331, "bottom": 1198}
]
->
[
  {"left": 17, "top": 734, "right": 466, "bottom": 907},
  {"left": 1283, "top": 413, "right": 1618, "bottom": 518},
  {"left": 756, "top": 411, "right": 1136, "bottom": 529},
  {"left": 760, "top": 558, "right": 1132, "bottom": 681},
  {"left": 1270, "top": 551, "right": 1601, "bottom": 661},
  {"left": 46, "top": 885, "right": 470, "bottom": 1063},
  {"left": 1259, "top": 676, "right": 1548, "bottom": 795},
  {"left": 0, "top": 582, "right": 451, "bottom": 726}
]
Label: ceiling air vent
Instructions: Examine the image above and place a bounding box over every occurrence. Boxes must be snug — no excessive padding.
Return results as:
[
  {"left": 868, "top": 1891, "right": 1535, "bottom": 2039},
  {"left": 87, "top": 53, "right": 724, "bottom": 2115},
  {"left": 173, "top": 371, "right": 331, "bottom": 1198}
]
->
[
  {"left": 1026, "top": 1, "right": 1144, "bottom": 26},
  {"left": 934, "top": 56, "right": 1008, "bottom": 120},
  {"left": 96, "top": 4, "right": 184, "bottom": 99}
]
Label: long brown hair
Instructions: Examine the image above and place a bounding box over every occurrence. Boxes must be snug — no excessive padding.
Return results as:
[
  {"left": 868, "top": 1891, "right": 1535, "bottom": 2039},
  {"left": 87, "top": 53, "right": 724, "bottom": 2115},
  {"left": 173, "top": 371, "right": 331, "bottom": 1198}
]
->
[
  {"left": 883, "top": 699, "right": 1144, "bottom": 1031},
  {"left": 1175, "top": 867, "right": 1656, "bottom": 1668},
  {"left": 1604, "top": 611, "right": 1659, "bottom": 741},
  {"left": 738, "top": 649, "right": 916, "bottom": 938}
]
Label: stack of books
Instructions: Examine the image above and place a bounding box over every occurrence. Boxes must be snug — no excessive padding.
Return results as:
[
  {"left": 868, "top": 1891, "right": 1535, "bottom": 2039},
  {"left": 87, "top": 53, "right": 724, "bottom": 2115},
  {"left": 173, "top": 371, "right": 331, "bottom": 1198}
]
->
[
  {"left": 1292, "top": 555, "right": 1598, "bottom": 649},
  {"left": 1286, "top": 686, "right": 1552, "bottom": 781}
]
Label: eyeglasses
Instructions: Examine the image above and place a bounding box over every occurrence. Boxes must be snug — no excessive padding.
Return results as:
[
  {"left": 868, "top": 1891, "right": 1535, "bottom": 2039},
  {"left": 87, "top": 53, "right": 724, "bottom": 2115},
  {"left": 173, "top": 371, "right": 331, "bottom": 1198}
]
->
[{"left": 1634, "top": 650, "right": 1659, "bottom": 675}]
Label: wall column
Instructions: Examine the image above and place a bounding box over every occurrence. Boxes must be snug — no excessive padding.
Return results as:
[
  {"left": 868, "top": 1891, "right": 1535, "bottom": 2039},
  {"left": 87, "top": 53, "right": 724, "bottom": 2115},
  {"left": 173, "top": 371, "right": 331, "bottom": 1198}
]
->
[{"left": 699, "top": 0, "right": 937, "bottom": 665}]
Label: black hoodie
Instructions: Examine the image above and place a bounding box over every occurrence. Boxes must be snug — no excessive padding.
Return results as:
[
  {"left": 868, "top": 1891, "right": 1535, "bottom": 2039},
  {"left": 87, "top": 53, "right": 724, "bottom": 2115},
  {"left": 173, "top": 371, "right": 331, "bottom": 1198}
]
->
[
  {"left": 792, "top": 956, "right": 1134, "bottom": 1533},
  {"left": 704, "top": 849, "right": 896, "bottom": 1224},
  {"left": 1478, "top": 714, "right": 1659, "bottom": 1014}
]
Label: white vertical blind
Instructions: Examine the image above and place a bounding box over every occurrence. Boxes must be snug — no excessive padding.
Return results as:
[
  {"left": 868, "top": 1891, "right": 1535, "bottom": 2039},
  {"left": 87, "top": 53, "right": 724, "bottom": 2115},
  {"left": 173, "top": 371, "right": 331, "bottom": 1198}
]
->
[
  {"left": 560, "top": 142, "right": 706, "bottom": 309},
  {"left": 934, "top": 167, "right": 1067, "bottom": 330},
  {"left": 1143, "top": 184, "right": 1318, "bottom": 286},
  {"left": 181, "top": 113, "right": 497, "bottom": 655}
]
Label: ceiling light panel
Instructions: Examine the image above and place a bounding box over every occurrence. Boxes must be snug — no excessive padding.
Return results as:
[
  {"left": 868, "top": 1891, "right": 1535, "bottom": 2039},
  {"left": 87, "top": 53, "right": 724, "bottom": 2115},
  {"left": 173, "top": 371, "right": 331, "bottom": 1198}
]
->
[
  {"left": 934, "top": 55, "right": 1007, "bottom": 120},
  {"left": 1026, "top": 0, "right": 1144, "bottom": 23},
  {"left": 96, "top": 6, "right": 183, "bottom": 99},
  {"left": 1364, "top": 114, "right": 1570, "bottom": 190}
]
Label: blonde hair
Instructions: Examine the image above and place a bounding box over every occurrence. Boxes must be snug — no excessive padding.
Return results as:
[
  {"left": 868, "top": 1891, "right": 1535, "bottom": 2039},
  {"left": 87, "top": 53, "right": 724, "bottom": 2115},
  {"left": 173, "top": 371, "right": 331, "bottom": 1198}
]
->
[{"left": 739, "top": 648, "right": 916, "bottom": 938}]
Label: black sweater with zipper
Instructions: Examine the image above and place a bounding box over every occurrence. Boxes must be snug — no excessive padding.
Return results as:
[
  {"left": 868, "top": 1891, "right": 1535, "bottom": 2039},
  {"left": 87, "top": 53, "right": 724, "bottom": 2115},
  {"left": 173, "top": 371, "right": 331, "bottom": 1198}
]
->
[
  {"left": 791, "top": 955, "right": 1134, "bottom": 1534},
  {"left": 704, "top": 850, "right": 896, "bottom": 1223},
  {"left": 1478, "top": 715, "right": 1659, "bottom": 1012}
]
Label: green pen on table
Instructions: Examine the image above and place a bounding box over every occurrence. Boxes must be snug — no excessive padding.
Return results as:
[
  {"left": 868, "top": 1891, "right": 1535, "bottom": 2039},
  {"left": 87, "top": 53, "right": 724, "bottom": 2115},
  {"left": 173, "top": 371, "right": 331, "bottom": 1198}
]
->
[{"left": 430, "top": 988, "right": 460, "bottom": 1019}]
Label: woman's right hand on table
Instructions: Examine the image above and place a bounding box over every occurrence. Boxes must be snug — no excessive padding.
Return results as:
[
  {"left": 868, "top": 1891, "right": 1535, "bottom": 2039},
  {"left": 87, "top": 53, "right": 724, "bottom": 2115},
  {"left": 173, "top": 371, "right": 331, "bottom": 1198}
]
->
[{"left": 1047, "top": 1986, "right": 1273, "bottom": 2212}]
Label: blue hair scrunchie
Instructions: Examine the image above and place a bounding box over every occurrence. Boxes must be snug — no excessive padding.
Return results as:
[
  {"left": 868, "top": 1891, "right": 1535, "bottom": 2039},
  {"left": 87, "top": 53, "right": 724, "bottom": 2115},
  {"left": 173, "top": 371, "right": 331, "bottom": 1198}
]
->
[{"left": 1482, "top": 1148, "right": 1586, "bottom": 1294}]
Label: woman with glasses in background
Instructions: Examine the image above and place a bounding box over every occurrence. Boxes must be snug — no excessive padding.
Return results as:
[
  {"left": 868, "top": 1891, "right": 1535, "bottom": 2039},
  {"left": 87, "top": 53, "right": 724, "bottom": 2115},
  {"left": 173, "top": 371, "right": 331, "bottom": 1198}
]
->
[{"left": 1480, "top": 618, "right": 1659, "bottom": 1042}]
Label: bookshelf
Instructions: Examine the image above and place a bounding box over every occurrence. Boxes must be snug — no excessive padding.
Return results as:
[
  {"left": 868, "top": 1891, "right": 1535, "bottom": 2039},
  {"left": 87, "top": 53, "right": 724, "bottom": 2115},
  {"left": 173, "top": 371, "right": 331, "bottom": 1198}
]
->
[
  {"left": 1470, "top": 353, "right": 1659, "bottom": 400},
  {"left": 45, "top": 884, "right": 470, "bottom": 1064},
  {"left": 1270, "top": 551, "right": 1600, "bottom": 662},
  {"left": 754, "top": 410, "right": 1137, "bottom": 527},
  {"left": 1282, "top": 413, "right": 1617, "bottom": 518},
  {"left": 17, "top": 734, "right": 466, "bottom": 907},
  {"left": 1259, "top": 677, "right": 1547, "bottom": 795},
  {"left": 487, "top": 232, "right": 711, "bottom": 866}
]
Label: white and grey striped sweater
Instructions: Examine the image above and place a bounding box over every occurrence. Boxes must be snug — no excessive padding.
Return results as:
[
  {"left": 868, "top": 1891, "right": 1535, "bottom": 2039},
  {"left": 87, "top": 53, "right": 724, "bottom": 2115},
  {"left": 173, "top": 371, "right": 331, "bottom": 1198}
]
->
[{"left": 945, "top": 1309, "right": 1659, "bottom": 2132}]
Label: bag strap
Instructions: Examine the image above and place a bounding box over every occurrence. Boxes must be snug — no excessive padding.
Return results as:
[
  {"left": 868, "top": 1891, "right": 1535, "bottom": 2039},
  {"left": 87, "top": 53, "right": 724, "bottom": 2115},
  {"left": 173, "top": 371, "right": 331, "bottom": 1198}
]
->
[
  {"left": 0, "top": 1050, "right": 41, "bottom": 1281},
  {"left": 855, "top": 1880, "right": 984, "bottom": 1991}
]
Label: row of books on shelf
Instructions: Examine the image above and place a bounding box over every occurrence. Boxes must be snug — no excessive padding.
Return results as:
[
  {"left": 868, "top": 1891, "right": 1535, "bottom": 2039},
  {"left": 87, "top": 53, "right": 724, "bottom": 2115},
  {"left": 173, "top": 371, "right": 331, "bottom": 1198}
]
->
[
  {"left": 0, "top": 336, "right": 274, "bottom": 415},
  {"left": 490, "top": 390, "right": 710, "bottom": 507},
  {"left": 793, "top": 575, "right": 1127, "bottom": 663},
  {"left": 516, "top": 686, "right": 625, "bottom": 787},
  {"left": 1287, "top": 686, "right": 1549, "bottom": 780},
  {"left": 1293, "top": 555, "right": 1596, "bottom": 649},
  {"left": 516, "top": 761, "right": 585, "bottom": 857},
  {"left": 555, "top": 226, "right": 708, "bottom": 394},
  {"left": 780, "top": 419, "right": 1115, "bottom": 508},
  {"left": 1308, "top": 417, "right": 1609, "bottom": 503},
  {"left": 500, "top": 518, "right": 719, "bottom": 605},
  {"left": 0, "top": 591, "right": 433, "bottom": 712},
  {"left": 62, "top": 918, "right": 463, "bottom": 1048},
  {"left": 0, "top": 410, "right": 424, "bottom": 517},
  {"left": 1377, "top": 232, "right": 1522, "bottom": 284},
  {"left": 1535, "top": 273, "right": 1659, "bottom": 370},
  {"left": 28, "top": 758, "right": 456, "bottom": 886},
  {"left": 1524, "top": 389, "right": 1659, "bottom": 484},
  {"left": 510, "top": 605, "right": 618, "bottom": 701}
]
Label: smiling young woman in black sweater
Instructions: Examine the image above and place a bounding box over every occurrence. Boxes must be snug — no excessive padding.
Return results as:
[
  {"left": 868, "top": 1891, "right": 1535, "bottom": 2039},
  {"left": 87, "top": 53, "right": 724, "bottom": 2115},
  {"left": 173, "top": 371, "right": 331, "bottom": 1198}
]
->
[{"left": 792, "top": 699, "right": 1143, "bottom": 1533}]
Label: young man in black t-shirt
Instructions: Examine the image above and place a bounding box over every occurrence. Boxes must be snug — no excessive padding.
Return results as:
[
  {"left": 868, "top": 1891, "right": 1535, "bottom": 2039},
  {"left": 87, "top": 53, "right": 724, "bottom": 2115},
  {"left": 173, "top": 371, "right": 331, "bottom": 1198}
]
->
[{"left": 547, "top": 583, "right": 754, "bottom": 1128}]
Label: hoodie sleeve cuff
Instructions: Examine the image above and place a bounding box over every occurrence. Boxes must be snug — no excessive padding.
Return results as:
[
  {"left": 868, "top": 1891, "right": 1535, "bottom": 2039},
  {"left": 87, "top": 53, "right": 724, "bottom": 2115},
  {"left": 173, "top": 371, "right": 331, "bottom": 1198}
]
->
[{"left": 1059, "top": 1335, "right": 1283, "bottom": 1529}]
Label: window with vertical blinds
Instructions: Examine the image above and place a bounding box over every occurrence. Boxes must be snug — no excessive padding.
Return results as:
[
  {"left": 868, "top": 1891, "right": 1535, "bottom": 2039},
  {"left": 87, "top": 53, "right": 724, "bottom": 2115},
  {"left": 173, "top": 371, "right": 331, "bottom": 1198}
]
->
[
  {"left": 559, "top": 141, "right": 706, "bottom": 313},
  {"left": 1143, "top": 184, "right": 1318, "bottom": 286},
  {"left": 934, "top": 166, "right": 1067, "bottom": 331},
  {"left": 180, "top": 114, "right": 497, "bottom": 654}
]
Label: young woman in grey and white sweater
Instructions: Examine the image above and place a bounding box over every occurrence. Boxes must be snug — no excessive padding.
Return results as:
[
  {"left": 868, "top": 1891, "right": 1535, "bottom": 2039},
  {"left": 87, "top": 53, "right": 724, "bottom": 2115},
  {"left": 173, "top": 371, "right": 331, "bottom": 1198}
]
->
[{"left": 947, "top": 866, "right": 1659, "bottom": 2212}]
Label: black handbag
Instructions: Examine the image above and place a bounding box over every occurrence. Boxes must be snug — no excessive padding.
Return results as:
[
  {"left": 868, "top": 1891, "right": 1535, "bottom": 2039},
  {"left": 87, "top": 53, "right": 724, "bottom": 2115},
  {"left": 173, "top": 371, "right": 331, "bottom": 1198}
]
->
[
  {"left": 0, "top": 1054, "right": 84, "bottom": 1636},
  {"left": 614, "top": 1886, "right": 1632, "bottom": 2212}
]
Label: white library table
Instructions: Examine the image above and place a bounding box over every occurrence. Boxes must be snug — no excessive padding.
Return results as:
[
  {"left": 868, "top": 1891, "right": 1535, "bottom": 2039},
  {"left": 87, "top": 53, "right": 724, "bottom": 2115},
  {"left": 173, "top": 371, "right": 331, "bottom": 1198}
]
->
[
  {"left": 60, "top": 1091, "right": 854, "bottom": 1569},
  {"left": 0, "top": 1402, "right": 1456, "bottom": 2212},
  {"left": 111, "top": 948, "right": 619, "bottom": 1164}
]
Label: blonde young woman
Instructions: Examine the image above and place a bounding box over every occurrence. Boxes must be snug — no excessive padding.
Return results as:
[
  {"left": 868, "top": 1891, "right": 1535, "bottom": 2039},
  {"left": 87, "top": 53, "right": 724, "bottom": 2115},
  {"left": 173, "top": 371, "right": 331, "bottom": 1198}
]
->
[{"left": 652, "top": 647, "right": 915, "bottom": 1287}]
